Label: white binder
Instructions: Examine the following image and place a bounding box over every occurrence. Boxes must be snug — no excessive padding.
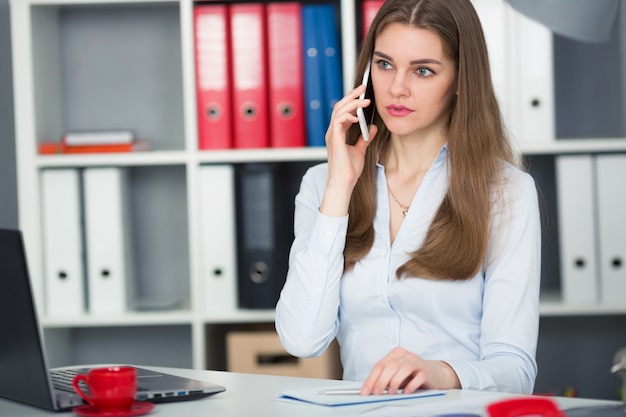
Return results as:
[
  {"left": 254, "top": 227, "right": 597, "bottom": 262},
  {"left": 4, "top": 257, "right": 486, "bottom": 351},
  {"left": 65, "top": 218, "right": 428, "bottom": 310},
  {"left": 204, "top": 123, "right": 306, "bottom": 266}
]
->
[
  {"left": 40, "top": 169, "right": 85, "bottom": 317},
  {"left": 595, "top": 154, "right": 626, "bottom": 305},
  {"left": 555, "top": 155, "right": 599, "bottom": 305},
  {"left": 472, "top": 0, "right": 508, "bottom": 124},
  {"left": 198, "top": 165, "right": 238, "bottom": 316},
  {"left": 506, "top": 5, "right": 555, "bottom": 148},
  {"left": 83, "top": 167, "right": 134, "bottom": 314}
]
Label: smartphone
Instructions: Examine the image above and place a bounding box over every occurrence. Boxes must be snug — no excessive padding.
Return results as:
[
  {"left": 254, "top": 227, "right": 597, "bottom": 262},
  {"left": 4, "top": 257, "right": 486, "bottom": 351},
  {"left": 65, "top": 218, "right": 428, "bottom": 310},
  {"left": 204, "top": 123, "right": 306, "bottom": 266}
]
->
[{"left": 356, "top": 59, "right": 371, "bottom": 141}]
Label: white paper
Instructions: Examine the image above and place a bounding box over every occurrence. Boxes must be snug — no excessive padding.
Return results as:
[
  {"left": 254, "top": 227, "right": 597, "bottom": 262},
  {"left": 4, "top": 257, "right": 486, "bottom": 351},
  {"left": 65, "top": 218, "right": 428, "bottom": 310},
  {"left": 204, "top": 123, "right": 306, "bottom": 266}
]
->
[{"left": 276, "top": 386, "right": 445, "bottom": 407}]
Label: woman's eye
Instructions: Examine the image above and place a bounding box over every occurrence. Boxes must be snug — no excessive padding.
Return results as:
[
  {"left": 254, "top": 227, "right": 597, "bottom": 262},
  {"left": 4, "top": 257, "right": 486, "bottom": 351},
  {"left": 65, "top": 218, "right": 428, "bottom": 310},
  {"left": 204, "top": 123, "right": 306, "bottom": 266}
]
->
[
  {"left": 417, "top": 67, "right": 434, "bottom": 77},
  {"left": 376, "top": 60, "right": 392, "bottom": 70}
]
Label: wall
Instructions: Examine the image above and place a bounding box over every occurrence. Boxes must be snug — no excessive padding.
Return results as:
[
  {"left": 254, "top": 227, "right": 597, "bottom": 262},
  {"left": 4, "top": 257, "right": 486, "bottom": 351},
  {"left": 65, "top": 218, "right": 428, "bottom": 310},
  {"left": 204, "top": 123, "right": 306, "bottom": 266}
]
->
[{"left": 0, "top": 0, "right": 18, "bottom": 229}]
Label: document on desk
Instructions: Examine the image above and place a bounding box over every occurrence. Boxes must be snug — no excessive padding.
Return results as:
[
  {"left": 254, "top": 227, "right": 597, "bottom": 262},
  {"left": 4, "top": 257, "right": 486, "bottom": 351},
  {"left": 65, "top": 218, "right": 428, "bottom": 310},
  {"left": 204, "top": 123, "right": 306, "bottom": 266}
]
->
[{"left": 276, "top": 386, "right": 445, "bottom": 407}]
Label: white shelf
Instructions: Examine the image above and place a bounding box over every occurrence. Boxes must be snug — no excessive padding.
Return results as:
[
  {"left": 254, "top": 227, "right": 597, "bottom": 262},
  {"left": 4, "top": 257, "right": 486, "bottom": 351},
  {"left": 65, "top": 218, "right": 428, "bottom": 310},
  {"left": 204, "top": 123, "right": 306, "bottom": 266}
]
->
[
  {"left": 36, "top": 151, "right": 189, "bottom": 168},
  {"left": 14, "top": 0, "right": 176, "bottom": 6},
  {"left": 41, "top": 310, "right": 195, "bottom": 328},
  {"left": 202, "top": 310, "right": 276, "bottom": 324},
  {"left": 520, "top": 138, "right": 626, "bottom": 155},
  {"left": 540, "top": 302, "right": 626, "bottom": 317},
  {"left": 196, "top": 147, "right": 328, "bottom": 164},
  {"left": 35, "top": 147, "right": 328, "bottom": 168}
]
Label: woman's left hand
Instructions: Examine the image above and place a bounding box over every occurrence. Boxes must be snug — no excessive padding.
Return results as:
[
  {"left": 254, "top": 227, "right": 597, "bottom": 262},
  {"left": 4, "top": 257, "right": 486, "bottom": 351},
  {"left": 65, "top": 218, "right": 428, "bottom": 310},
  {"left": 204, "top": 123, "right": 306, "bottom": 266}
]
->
[{"left": 360, "top": 347, "right": 461, "bottom": 395}]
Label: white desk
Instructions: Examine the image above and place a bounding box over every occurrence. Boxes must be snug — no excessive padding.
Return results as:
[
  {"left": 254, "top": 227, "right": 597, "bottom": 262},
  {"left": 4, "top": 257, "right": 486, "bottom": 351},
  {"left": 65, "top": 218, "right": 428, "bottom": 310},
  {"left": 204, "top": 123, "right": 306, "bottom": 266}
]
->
[{"left": 0, "top": 367, "right": 621, "bottom": 417}]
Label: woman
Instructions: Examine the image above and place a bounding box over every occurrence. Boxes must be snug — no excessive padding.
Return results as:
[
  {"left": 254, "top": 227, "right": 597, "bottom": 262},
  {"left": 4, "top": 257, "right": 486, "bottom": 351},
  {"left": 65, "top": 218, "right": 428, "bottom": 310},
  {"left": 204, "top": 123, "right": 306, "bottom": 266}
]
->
[{"left": 275, "top": 0, "right": 541, "bottom": 395}]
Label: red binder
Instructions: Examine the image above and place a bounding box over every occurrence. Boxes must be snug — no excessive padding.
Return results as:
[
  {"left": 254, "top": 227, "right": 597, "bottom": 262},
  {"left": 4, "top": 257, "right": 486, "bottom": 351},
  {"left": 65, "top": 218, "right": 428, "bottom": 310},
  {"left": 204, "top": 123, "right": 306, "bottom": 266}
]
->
[
  {"left": 229, "top": 3, "right": 270, "bottom": 149},
  {"left": 362, "top": 0, "right": 385, "bottom": 42},
  {"left": 194, "top": 5, "right": 233, "bottom": 150},
  {"left": 266, "top": 2, "right": 305, "bottom": 148}
]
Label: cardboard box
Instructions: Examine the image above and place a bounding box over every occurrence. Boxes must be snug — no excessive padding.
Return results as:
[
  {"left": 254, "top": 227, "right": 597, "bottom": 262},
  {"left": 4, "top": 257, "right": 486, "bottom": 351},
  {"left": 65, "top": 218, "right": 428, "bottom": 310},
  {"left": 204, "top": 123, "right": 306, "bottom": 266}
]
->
[{"left": 226, "top": 331, "right": 342, "bottom": 379}]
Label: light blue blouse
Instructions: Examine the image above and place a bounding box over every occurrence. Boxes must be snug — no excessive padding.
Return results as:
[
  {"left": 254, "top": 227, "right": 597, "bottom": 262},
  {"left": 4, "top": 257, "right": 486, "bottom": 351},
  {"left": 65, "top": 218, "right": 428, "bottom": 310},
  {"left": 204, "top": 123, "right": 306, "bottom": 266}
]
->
[{"left": 275, "top": 146, "right": 541, "bottom": 394}]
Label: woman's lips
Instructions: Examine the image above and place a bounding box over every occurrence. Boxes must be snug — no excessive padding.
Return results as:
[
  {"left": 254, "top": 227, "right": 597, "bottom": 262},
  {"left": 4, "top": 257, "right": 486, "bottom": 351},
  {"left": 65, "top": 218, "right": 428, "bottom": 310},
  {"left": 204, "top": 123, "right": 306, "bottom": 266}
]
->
[{"left": 386, "top": 105, "right": 414, "bottom": 117}]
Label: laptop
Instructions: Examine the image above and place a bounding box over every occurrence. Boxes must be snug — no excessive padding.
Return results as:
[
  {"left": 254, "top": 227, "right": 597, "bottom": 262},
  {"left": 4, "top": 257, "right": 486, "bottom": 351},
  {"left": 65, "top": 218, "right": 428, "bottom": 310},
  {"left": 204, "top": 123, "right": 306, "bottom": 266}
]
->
[{"left": 0, "top": 228, "right": 225, "bottom": 411}]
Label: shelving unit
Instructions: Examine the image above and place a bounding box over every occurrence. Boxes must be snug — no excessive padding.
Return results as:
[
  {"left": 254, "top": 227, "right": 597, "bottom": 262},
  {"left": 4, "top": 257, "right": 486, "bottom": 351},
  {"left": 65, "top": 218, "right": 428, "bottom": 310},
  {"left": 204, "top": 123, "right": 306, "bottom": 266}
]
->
[
  {"left": 10, "top": 0, "right": 338, "bottom": 371},
  {"left": 10, "top": 0, "right": 626, "bottom": 375}
]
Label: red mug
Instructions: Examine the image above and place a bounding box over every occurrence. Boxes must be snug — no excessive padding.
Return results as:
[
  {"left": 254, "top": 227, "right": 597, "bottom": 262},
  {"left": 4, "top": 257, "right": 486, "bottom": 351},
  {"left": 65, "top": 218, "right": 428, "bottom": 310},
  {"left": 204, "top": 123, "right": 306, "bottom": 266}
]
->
[{"left": 72, "top": 366, "right": 137, "bottom": 411}]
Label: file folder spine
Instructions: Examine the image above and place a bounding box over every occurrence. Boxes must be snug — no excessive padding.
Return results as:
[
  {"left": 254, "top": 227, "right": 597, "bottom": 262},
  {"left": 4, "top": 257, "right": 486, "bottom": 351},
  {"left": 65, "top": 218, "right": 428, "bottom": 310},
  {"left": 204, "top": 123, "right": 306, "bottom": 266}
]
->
[
  {"left": 41, "top": 169, "right": 86, "bottom": 317},
  {"left": 555, "top": 155, "right": 599, "bottom": 305},
  {"left": 235, "top": 164, "right": 276, "bottom": 309},
  {"left": 199, "top": 164, "right": 238, "bottom": 315},
  {"left": 302, "top": 5, "right": 326, "bottom": 147},
  {"left": 508, "top": 11, "right": 555, "bottom": 146},
  {"left": 318, "top": 4, "right": 343, "bottom": 123},
  {"left": 595, "top": 154, "right": 626, "bottom": 305},
  {"left": 83, "top": 167, "right": 134, "bottom": 314},
  {"left": 194, "top": 4, "right": 233, "bottom": 150},
  {"left": 230, "top": 3, "right": 270, "bottom": 149},
  {"left": 235, "top": 162, "right": 317, "bottom": 309},
  {"left": 361, "top": 0, "right": 384, "bottom": 42},
  {"left": 267, "top": 2, "right": 306, "bottom": 148}
]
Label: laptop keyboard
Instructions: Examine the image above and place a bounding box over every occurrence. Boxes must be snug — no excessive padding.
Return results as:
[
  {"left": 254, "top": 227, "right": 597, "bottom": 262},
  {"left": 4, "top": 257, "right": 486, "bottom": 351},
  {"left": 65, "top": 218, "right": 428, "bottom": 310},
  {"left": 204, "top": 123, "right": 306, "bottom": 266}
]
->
[{"left": 50, "top": 369, "right": 83, "bottom": 393}]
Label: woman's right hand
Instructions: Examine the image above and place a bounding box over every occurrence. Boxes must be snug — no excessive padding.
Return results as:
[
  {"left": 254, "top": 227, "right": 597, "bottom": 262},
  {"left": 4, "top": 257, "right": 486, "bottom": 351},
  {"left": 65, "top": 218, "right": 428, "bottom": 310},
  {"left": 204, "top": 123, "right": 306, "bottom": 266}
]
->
[{"left": 320, "top": 85, "right": 377, "bottom": 217}]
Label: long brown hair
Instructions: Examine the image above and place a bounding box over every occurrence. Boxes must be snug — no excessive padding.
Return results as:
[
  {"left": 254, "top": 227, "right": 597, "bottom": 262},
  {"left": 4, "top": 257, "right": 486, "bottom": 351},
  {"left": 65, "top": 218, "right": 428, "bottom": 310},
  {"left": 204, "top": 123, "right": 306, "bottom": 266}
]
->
[{"left": 344, "top": 0, "right": 518, "bottom": 280}]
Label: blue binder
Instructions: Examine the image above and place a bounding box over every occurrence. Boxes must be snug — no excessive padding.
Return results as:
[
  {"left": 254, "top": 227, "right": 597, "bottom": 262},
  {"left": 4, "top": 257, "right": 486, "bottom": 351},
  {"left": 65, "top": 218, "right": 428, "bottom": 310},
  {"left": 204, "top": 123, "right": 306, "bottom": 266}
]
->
[
  {"left": 302, "top": 5, "right": 327, "bottom": 147},
  {"left": 317, "top": 4, "right": 343, "bottom": 127}
]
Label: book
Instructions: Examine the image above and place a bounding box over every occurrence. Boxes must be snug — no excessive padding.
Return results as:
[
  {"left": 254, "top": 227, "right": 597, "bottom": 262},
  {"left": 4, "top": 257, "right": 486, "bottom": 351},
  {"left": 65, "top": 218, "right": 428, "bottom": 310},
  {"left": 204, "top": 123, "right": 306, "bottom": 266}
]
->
[
  {"left": 38, "top": 139, "right": 150, "bottom": 154},
  {"left": 63, "top": 131, "right": 134, "bottom": 145}
]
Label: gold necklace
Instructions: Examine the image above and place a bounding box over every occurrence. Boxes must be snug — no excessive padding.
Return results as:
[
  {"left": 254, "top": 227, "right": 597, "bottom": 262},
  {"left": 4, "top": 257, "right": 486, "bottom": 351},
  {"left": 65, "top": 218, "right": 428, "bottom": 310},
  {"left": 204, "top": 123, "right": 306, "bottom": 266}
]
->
[{"left": 387, "top": 183, "right": 410, "bottom": 217}]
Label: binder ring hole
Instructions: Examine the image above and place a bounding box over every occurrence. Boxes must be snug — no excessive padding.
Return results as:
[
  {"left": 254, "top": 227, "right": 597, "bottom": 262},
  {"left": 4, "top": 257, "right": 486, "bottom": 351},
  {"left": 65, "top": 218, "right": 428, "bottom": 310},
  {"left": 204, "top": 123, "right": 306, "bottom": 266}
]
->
[
  {"left": 213, "top": 268, "right": 223, "bottom": 277},
  {"left": 241, "top": 102, "right": 258, "bottom": 120},
  {"left": 249, "top": 262, "right": 268, "bottom": 284},
  {"left": 574, "top": 258, "right": 585, "bottom": 268},
  {"left": 207, "top": 103, "right": 222, "bottom": 121},
  {"left": 612, "top": 258, "right": 622, "bottom": 268},
  {"left": 531, "top": 98, "right": 541, "bottom": 108},
  {"left": 278, "top": 102, "right": 294, "bottom": 119},
  {"left": 101, "top": 269, "right": 111, "bottom": 278},
  {"left": 58, "top": 271, "right": 68, "bottom": 280}
]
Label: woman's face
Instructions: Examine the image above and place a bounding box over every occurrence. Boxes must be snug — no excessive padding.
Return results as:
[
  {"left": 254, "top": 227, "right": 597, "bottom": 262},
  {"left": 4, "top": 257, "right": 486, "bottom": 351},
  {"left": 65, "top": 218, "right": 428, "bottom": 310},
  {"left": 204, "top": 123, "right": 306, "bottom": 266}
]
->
[{"left": 372, "top": 23, "right": 457, "bottom": 141}]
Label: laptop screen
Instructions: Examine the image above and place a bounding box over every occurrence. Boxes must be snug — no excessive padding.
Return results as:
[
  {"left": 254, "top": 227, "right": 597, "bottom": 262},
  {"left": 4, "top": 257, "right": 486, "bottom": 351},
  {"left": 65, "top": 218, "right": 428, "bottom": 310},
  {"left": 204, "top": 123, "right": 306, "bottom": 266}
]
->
[{"left": 0, "top": 229, "right": 57, "bottom": 410}]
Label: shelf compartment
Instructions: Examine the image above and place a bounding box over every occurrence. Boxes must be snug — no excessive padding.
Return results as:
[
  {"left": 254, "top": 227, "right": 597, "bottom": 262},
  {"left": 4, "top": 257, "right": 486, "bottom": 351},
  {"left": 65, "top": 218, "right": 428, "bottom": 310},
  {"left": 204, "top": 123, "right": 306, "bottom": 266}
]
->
[
  {"left": 30, "top": 2, "right": 185, "bottom": 151},
  {"left": 43, "top": 324, "right": 193, "bottom": 369}
]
